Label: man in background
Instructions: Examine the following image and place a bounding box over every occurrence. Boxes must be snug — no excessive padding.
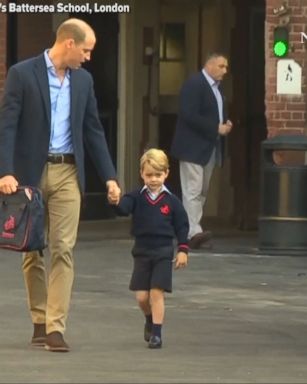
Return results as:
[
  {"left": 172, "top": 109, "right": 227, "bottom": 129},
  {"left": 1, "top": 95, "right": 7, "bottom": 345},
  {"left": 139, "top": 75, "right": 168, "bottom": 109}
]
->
[{"left": 171, "top": 52, "right": 233, "bottom": 249}]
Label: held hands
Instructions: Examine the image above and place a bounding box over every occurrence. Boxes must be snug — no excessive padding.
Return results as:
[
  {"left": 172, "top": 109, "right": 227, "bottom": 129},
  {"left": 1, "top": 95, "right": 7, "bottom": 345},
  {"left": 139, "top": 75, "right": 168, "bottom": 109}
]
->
[
  {"left": 106, "top": 180, "right": 121, "bottom": 205},
  {"left": 218, "top": 120, "right": 233, "bottom": 136},
  {"left": 174, "top": 251, "right": 188, "bottom": 269},
  {"left": 0, "top": 175, "right": 19, "bottom": 194}
]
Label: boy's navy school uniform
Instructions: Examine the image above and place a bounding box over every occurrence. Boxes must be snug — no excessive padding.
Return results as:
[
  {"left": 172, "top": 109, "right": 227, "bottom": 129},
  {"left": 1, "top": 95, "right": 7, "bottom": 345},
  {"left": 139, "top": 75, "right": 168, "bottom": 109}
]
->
[{"left": 117, "top": 185, "right": 189, "bottom": 292}]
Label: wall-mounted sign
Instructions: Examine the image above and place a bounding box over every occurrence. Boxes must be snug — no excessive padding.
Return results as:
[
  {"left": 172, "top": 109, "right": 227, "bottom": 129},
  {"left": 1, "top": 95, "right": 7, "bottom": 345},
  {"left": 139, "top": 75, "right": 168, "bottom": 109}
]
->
[{"left": 277, "top": 59, "right": 301, "bottom": 95}]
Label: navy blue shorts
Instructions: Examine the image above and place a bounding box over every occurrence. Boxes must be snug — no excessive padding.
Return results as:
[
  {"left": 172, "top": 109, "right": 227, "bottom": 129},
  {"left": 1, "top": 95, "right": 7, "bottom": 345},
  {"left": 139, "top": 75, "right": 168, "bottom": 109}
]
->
[{"left": 129, "top": 246, "right": 174, "bottom": 293}]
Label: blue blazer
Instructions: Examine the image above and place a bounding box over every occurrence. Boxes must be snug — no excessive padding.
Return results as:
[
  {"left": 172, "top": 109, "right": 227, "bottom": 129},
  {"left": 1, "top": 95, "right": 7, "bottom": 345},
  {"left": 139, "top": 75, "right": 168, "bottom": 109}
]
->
[
  {"left": 171, "top": 71, "right": 227, "bottom": 166},
  {"left": 0, "top": 54, "right": 116, "bottom": 192}
]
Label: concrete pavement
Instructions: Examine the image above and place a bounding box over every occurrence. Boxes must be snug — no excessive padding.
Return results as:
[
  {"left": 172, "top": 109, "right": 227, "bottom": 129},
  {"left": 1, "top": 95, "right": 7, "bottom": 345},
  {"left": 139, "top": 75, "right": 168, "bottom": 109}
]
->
[{"left": 0, "top": 218, "right": 307, "bottom": 383}]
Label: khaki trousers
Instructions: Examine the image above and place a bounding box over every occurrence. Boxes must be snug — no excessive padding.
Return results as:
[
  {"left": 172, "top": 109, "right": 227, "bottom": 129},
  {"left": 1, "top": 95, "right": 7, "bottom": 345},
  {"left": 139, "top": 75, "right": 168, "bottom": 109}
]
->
[
  {"left": 22, "top": 163, "right": 81, "bottom": 334},
  {"left": 180, "top": 149, "right": 216, "bottom": 239}
]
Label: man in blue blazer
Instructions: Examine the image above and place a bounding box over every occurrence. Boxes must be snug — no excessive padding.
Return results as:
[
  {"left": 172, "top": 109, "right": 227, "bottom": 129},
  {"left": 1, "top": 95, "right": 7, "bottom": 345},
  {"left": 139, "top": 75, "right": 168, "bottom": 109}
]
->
[
  {"left": 171, "top": 53, "right": 233, "bottom": 249},
  {"left": 0, "top": 18, "right": 121, "bottom": 352}
]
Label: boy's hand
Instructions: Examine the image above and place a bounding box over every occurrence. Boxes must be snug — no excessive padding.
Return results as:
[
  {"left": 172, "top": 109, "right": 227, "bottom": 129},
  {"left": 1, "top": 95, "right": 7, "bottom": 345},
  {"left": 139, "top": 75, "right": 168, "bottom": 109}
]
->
[{"left": 174, "top": 251, "right": 188, "bottom": 269}]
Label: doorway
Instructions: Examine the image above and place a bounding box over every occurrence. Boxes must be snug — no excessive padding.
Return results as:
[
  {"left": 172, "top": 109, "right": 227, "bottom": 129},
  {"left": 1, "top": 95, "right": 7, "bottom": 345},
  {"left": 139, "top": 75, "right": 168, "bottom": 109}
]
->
[
  {"left": 229, "top": 0, "right": 267, "bottom": 229},
  {"left": 71, "top": 13, "right": 119, "bottom": 219},
  {"left": 158, "top": 0, "right": 266, "bottom": 228}
]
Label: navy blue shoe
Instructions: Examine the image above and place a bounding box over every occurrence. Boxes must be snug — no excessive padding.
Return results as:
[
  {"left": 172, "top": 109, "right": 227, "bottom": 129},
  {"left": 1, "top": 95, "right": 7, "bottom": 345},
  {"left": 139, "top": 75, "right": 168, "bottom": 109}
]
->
[
  {"left": 148, "top": 335, "right": 162, "bottom": 349},
  {"left": 144, "top": 323, "right": 152, "bottom": 342}
]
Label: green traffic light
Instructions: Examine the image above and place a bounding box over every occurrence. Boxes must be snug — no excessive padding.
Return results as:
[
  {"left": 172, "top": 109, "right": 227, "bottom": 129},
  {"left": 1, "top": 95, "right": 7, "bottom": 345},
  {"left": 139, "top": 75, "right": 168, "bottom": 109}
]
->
[
  {"left": 273, "top": 41, "right": 288, "bottom": 57},
  {"left": 273, "top": 26, "right": 289, "bottom": 57}
]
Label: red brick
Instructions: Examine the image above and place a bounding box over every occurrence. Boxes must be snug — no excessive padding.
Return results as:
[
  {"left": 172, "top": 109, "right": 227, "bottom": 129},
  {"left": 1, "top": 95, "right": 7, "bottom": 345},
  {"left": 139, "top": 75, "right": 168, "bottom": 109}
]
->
[
  {"left": 286, "top": 103, "right": 305, "bottom": 110},
  {"left": 291, "top": 112, "right": 305, "bottom": 120},
  {"left": 266, "top": 0, "right": 307, "bottom": 145}
]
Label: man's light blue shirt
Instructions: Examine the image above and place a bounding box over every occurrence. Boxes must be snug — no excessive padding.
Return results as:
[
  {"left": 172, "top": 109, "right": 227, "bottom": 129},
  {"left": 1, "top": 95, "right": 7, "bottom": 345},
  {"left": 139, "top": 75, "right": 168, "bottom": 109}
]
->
[
  {"left": 202, "top": 69, "right": 223, "bottom": 166},
  {"left": 202, "top": 69, "right": 223, "bottom": 124},
  {"left": 44, "top": 50, "right": 73, "bottom": 154}
]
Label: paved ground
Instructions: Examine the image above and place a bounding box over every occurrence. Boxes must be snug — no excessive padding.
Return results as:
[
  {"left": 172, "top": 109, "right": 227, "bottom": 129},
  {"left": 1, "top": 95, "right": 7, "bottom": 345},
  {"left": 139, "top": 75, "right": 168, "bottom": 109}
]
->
[{"left": 0, "top": 218, "right": 307, "bottom": 383}]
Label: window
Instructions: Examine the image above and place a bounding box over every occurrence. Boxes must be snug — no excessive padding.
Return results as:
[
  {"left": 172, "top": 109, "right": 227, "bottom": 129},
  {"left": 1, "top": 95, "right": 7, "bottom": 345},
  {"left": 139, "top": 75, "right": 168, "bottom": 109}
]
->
[{"left": 160, "top": 23, "right": 185, "bottom": 61}]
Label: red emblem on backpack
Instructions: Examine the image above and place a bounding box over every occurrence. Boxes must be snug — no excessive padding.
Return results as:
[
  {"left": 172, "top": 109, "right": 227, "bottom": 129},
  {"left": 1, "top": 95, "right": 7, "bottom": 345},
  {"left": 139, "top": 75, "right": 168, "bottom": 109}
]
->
[
  {"left": 160, "top": 204, "right": 170, "bottom": 215},
  {"left": 4, "top": 215, "right": 15, "bottom": 231}
]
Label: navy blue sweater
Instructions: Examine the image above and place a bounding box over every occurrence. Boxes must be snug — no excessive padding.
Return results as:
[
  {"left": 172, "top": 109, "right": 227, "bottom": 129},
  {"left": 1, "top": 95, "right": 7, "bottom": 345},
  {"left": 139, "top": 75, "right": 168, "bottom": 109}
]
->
[{"left": 117, "top": 188, "right": 189, "bottom": 254}]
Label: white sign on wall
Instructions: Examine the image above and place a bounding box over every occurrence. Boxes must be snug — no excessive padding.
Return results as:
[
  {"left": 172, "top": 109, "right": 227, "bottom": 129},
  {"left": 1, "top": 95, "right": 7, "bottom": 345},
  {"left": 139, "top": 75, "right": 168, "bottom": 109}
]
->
[{"left": 276, "top": 59, "right": 302, "bottom": 95}]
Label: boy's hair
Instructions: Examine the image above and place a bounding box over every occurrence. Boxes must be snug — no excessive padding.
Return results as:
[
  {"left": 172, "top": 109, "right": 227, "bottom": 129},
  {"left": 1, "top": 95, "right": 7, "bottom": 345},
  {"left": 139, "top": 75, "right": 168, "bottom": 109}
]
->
[{"left": 140, "top": 148, "right": 169, "bottom": 172}]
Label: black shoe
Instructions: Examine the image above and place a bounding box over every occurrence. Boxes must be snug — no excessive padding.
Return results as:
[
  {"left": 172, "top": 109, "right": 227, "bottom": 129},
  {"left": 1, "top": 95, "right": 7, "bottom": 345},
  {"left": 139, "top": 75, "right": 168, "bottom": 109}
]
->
[
  {"left": 148, "top": 335, "right": 162, "bottom": 349},
  {"left": 31, "top": 323, "right": 46, "bottom": 347},
  {"left": 144, "top": 323, "right": 152, "bottom": 342},
  {"left": 45, "top": 331, "right": 70, "bottom": 352},
  {"left": 188, "top": 231, "right": 212, "bottom": 250}
]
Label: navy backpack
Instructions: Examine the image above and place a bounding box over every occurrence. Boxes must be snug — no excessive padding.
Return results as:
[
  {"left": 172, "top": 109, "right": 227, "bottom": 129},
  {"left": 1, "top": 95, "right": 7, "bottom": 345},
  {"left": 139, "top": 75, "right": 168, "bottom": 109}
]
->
[{"left": 0, "top": 187, "right": 45, "bottom": 252}]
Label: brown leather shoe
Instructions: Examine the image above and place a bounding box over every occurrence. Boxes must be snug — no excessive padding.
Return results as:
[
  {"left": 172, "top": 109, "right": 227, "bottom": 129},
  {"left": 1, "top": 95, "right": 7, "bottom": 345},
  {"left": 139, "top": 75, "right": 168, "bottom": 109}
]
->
[
  {"left": 45, "top": 331, "right": 70, "bottom": 352},
  {"left": 188, "top": 231, "right": 212, "bottom": 249},
  {"left": 31, "top": 323, "right": 46, "bottom": 347}
]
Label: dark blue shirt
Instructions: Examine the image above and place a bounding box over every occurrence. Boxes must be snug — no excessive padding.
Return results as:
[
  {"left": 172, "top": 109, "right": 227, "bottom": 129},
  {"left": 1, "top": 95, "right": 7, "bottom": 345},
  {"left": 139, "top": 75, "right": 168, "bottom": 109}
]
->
[{"left": 117, "top": 187, "right": 189, "bottom": 254}]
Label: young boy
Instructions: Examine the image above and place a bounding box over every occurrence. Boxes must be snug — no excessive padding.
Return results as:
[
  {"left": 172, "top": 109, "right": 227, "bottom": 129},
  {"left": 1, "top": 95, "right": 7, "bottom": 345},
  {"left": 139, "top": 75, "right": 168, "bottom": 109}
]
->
[{"left": 116, "top": 148, "right": 189, "bottom": 349}]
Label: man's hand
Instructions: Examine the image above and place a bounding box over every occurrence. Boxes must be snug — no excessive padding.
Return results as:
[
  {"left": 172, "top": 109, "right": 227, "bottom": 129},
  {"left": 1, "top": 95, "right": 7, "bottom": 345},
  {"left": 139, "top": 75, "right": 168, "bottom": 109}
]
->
[
  {"left": 106, "top": 180, "right": 121, "bottom": 205},
  {"left": 0, "top": 175, "right": 19, "bottom": 194},
  {"left": 174, "top": 251, "right": 188, "bottom": 269},
  {"left": 218, "top": 120, "right": 233, "bottom": 136}
]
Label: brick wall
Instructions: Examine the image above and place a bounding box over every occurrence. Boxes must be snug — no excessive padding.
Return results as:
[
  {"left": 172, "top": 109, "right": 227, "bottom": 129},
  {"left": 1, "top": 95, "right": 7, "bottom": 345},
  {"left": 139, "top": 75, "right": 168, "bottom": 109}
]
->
[
  {"left": 266, "top": 0, "right": 307, "bottom": 138},
  {"left": 0, "top": 5, "right": 7, "bottom": 100}
]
